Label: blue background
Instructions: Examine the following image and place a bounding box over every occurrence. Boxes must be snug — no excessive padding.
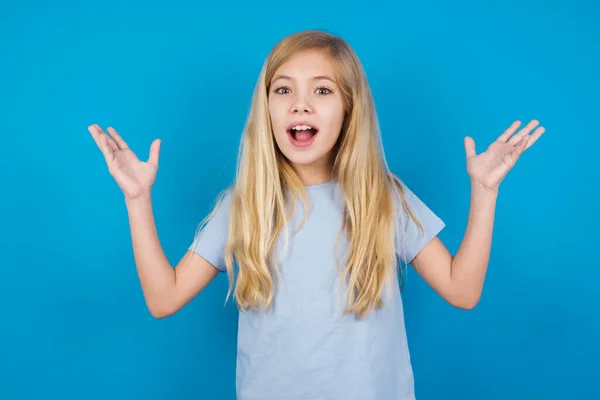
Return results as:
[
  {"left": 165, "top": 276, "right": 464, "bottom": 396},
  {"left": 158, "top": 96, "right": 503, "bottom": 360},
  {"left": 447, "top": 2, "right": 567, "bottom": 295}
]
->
[{"left": 1, "top": 0, "right": 598, "bottom": 399}]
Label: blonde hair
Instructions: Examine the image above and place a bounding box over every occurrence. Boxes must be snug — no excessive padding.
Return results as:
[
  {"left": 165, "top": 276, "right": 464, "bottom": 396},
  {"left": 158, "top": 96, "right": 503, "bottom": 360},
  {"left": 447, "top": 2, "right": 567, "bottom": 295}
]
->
[{"left": 198, "top": 30, "right": 422, "bottom": 319}]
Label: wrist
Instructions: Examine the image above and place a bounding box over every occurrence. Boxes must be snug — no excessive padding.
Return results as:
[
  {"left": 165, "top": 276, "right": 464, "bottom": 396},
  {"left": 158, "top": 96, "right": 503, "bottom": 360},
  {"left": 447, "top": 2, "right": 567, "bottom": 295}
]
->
[
  {"left": 470, "top": 180, "right": 499, "bottom": 197},
  {"left": 125, "top": 191, "right": 152, "bottom": 207},
  {"left": 470, "top": 182, "right": 499, "bottom": 211}
]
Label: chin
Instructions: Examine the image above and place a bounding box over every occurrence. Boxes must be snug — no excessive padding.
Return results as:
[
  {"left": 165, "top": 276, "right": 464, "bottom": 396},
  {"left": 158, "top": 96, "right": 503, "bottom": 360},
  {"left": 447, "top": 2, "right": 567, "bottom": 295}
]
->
[{"left": 285, "top": 153, "right": 327, "bottom": 167}]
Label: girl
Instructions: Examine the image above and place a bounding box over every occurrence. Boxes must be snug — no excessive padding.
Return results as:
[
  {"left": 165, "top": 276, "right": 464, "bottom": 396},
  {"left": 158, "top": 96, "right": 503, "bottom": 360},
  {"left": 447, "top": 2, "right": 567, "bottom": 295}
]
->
[{"left": 88, "top": 30, "right": 544, "bottom": 400}]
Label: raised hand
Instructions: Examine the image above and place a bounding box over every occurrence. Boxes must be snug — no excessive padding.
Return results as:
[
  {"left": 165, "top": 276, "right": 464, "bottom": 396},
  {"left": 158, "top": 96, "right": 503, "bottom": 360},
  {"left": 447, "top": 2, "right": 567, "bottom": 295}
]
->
[
  {"left": 88, "top": 124, "right": 161, "bottom": 200},
  {"left": 464, "top": 119, "right": 545, "bottom": 191}
]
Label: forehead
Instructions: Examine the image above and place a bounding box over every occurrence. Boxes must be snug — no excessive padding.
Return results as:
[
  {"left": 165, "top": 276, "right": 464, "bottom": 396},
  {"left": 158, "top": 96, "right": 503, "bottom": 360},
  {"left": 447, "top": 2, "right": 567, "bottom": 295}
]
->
[{"left": 272, "top": 49, "right": 337, "bottom": 82}]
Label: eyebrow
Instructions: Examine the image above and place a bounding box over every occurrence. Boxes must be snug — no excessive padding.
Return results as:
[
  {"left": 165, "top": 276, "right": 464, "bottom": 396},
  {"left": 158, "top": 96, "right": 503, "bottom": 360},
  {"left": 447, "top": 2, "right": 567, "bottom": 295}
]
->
[{"left": 271, "top": 74, "right": 337, "bottom": 84}]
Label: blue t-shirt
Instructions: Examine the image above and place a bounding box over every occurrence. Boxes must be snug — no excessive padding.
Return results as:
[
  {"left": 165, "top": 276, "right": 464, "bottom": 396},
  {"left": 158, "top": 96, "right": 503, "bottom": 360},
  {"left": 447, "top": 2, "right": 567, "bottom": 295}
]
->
[{"left": 189, "top": 179, "right": 445, "bottom": 400}]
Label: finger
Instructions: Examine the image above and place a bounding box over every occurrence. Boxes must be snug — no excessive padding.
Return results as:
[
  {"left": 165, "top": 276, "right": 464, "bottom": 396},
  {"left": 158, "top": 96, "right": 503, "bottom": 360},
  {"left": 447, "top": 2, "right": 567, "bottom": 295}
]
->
[
  {"left": 107, "top": 127, "right": 129, "bottom": 150},
  {"left": 505, "top": 136, "right": 529, "bottom": 169},
  {"left": 497, "top": 120, "right": 521, "bottom": 142},
  {"left": 525, "top": 126, "right": 545, "bottom": 150},
  {"left": 105, "top": 134, "right": 119, "bottom": 151},
  {"left": 508, "top": 119, "right": 540, "bottom": 146},
  {"left": 97, "top": 132, "right": 115, "bottom": 164},
  {"left": 89, "top": 125, "right": 112, "bottom": 156},
  {"left": 89, "top": 124, "right": 119, "bottom": 151},
  {"left": 148, "top": 139, "right": 161, "bottom": 168},
  {"left": 514, "top": 135, "right": 529, "bottom": 155},
  {"left": 464, "top": 136, "right": 476, "bottom": 159},
  {"left": 88, "top": 124, "right": 103, "bottom": 147}
]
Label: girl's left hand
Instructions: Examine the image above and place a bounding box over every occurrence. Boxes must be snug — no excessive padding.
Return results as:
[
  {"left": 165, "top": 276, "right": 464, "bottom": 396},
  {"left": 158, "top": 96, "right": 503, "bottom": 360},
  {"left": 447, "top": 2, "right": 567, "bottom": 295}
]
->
[{"left": 464, "top": 119, "right": 545, "bottom": 192}]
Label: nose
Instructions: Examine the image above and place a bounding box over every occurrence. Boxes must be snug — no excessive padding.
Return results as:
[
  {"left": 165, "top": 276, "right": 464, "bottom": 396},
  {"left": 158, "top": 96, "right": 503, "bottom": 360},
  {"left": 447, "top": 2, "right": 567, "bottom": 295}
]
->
[{"left": 290, "top": 92, "right": 314, "bottom": 114}]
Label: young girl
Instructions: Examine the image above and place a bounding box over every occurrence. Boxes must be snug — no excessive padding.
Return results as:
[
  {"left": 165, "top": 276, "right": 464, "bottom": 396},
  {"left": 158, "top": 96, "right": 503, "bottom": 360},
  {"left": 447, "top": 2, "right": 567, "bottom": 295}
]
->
[{"left": 88, "top": 30, "right": 544, "bottom": 400}]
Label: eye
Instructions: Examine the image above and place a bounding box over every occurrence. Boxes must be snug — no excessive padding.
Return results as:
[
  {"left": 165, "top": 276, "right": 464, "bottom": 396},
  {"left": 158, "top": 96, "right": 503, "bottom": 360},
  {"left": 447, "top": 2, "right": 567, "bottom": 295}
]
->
[
  {"left": 274, "top": 86, "right": 291, "bottom": 94},
  {"left": 316, "top": 86, "right": 332, "bottom": 95}
]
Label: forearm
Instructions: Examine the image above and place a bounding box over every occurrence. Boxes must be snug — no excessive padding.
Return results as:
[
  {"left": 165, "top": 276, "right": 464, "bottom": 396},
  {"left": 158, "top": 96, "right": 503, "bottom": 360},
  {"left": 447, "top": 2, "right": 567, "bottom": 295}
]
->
[
  {"left": 450, "top": 182, "right": 498, "bottom": 306},
  {"left": 125, "top": 193, "right": 176, "bottom": 316}
]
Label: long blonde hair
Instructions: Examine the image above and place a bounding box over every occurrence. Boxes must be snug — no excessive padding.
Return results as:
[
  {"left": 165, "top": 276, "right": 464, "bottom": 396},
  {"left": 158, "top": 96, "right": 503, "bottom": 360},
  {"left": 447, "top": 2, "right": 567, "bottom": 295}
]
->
[{"left": 201, "top": 30, "right": 422, "bottom": 319}]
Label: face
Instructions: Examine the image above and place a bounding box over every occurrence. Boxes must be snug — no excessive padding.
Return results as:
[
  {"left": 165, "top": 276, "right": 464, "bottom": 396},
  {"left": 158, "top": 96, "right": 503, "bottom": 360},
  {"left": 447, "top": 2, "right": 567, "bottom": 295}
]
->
[{"left": 268, "top": 49, "right": 345, "bottom": 184}]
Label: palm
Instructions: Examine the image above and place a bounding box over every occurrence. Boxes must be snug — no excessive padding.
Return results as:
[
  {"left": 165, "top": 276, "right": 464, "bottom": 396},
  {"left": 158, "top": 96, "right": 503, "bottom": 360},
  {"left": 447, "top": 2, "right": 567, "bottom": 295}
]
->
[
  {"left": 464, "top": 120, "right": 545, "bottom": 191},
  {"left": 107, "top": 147, "right": 157, "bottom": 198},
  {"left": 89, "top": 124, "right": 161, "bottom": 200}
]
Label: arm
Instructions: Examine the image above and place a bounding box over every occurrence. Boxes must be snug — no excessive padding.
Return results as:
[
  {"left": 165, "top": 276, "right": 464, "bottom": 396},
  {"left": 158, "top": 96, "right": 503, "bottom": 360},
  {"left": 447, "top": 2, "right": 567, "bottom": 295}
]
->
[
  {"left": 411, "top": 119, "right": 545, "bottom": 309},
  {"left": 126, "top": 193, "right": 220, "bottom": 318},
  {"left": 88, "top": 123, "right": 220, "bottom": 319},
  {"left": 410, "top": 183, "right": 497, "bottom": 309}
]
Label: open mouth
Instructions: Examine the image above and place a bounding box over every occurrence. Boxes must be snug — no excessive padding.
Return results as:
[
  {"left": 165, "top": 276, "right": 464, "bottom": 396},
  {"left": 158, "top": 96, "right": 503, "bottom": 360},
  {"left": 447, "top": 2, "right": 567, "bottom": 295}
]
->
[{"left": 287, "top": 124, "right": 319, "bottom": 148}]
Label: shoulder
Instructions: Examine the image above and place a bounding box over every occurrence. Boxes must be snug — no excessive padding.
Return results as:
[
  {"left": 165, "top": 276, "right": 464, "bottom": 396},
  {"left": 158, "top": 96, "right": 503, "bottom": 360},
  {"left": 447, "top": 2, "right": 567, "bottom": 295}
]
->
[
  {"left": 389, "top": 175, "right": 421, "bottom": 213},
  {"left": 195, "top": 185, "right": 235, "bottom": 235},
  {"left": 389, "top": 174, "right": 436, "bottom": 216},
  {"left": 208, "top": 185, "right": 235, "bottom": 215}
]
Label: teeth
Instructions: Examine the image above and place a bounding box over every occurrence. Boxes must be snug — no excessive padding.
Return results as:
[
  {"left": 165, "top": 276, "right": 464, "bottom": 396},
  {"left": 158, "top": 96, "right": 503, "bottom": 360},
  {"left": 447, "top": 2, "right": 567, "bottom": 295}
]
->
[{"left": 292, "top": 125, "right": 314, "bottom": 131}]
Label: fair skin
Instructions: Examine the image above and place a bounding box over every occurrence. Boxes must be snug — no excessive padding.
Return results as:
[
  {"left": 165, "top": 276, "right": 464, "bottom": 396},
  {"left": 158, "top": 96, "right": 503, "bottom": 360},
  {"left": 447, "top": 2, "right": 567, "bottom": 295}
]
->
[
  {"left": 411, "top": 119, "right": 545, "bottom": 309},
  {"left": 88, "top": 50, "right": 544, "bottom": 316},
  {"left": 268, "top": 49, "right": 345, "bottom": 186},
  {"left": 266, "top": 50, "right": 547, "bottom": 309},
  {"left": 89, "top": 124, "right": 219, "bottom": 318},
  {"left": 86, "top": 50, "right": 345, "bottom": 317}
]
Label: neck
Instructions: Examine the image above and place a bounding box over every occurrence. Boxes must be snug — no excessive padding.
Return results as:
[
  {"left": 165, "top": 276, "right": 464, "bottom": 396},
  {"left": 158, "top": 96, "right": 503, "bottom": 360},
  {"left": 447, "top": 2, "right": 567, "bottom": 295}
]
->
[{"left": 292, "top": 160, "right": 334, "bottom": 187}]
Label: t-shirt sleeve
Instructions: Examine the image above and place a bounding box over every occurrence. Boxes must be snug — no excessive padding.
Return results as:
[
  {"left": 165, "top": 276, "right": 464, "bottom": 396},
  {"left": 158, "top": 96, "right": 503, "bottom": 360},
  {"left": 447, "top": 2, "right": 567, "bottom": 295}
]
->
[
  {"left": 188, "top": 190, "right": 233, "bottom": 272},
  {"left": 394, "top": 182, "right": 445, "bottom": 265}
]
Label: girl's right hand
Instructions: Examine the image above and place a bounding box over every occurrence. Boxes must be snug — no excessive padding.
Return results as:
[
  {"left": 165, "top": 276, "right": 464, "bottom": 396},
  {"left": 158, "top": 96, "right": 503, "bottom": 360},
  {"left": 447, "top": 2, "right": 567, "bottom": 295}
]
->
[{"left": 88, "top": 124, "right": 161, "bottom": 200}]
